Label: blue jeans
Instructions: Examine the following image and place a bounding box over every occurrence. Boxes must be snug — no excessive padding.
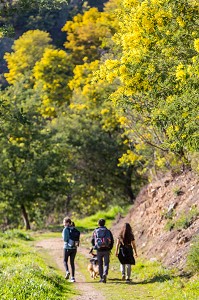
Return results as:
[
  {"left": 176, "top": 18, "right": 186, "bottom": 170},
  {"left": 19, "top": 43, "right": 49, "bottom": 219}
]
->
[
  {"left": 97, "top": 250, "right": 110, "bottom": 279},
  {"left": 63, "top": 248, "right": 77, "bottom": 277}
]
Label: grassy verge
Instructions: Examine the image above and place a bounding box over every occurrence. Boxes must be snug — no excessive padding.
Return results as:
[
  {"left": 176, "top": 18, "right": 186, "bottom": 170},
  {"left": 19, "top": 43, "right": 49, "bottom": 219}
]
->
[
  {"left": 73, "top": 205, "right": 130, "bottom": 231},
  {"left": 0, "top": 230, "right": 75, "bottom": 300}
]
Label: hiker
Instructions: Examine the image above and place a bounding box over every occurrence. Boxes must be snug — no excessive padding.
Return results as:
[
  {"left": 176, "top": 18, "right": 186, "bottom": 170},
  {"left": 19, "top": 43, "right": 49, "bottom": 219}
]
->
[
  {"left": 115, "top": 222, "right": 138, "bottom": 282},
  {"left": 62, "top": 217, "right": 80, "bottom": 283},
  {"left": 91, "top": 218, "right": 114, "bottom": 283}
]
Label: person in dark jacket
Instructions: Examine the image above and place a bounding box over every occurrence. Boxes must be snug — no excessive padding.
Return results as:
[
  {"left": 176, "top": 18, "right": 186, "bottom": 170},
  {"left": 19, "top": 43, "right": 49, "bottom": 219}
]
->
[
  {"left": 115, "top": 222, "right": 138, "bottom": 282},
  {"left": 91, "top": 219, "right": 114, "bottom": 283},
  {"left": 62, "top": 217, "right": 77, "bottom": 282}
]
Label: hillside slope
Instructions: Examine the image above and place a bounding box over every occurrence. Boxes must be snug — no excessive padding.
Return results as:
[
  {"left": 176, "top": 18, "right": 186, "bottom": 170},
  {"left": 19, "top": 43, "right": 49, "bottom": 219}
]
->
[{"left": 112, "top": 170, "right": 199, "bottom": 271}]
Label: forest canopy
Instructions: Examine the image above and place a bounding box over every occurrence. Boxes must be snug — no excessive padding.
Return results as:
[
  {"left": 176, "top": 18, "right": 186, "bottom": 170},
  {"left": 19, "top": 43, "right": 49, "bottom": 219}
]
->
[{"left": 0, "top": 0, "right": 198, "bottom": 229}]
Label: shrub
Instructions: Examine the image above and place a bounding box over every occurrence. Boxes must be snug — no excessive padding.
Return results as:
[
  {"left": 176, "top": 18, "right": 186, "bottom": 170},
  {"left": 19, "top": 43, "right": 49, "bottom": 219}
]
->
[{"left": 187, "top": 236, "right": 199, "bottom": 274}]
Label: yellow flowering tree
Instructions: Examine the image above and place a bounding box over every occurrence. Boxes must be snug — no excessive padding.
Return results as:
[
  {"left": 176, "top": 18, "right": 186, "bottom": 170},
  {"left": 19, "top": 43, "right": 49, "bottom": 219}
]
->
[
  {"left": 98, "top": 0, "right": 199, "bottom": 170},
  {"left": 4, "top": 30, "right": 53, "bottom": 85},
  {"left": 33, "top": 48, "right": 72, "bottom": 117},
  {"left": 62, "top": 0, "right": 119, "bottom": 66}
]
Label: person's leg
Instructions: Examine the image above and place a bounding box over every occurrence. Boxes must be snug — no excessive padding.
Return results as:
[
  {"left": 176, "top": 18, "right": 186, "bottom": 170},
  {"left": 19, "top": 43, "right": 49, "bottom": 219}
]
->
[
  {"left": 97, "top": 251, "right": 104, "bottom": 280},
  {"left": 69, "top": 249, "right": 77, "bottom": 278},
  {"left": 120, "top": 264, "right": 126, "bottom": 280},
  {"left": 126, "top": 264, "right": 131, "bottom": 281},
  {"left": 63, "top": 249, "right": 70, "bottom": 277},
  {"left": 103, "top": 251, "right": 110, "bottom": 281}
]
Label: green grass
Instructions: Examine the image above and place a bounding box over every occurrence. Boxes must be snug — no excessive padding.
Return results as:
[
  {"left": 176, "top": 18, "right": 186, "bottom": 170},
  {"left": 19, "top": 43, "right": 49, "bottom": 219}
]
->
[
  {"left": 186, "top": 235, "right": 199, "bottom": 273},
  {"left": 0, "top": 230, "right": 75, "bottom": 300},
  {"left": 165, "top": 206, "right": 199, "bottom": 231},
  {"left": 73, "top": 205, "right": 130, "bottom": 231}
]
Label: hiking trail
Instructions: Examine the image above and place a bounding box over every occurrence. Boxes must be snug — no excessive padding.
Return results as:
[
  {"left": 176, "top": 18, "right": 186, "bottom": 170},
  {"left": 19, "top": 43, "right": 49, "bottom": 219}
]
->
[{"left": 36, "top": 238, "right": 106, "bottom": 300}]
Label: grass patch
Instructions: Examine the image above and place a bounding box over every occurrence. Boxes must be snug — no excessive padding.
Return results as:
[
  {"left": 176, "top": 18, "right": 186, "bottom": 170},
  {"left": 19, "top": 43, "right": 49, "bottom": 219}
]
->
[
  {"left": 73, "top": 205, "right": 130, "bottom": 232},
  {"left": 0, "top": 230, "right": 75, "bottom": 300},
  {"left": 165, "top": 205, "right": 199, "bottom": 231},
  {"left": 186, "top": 235, "right": 199, "bottom": 274}
]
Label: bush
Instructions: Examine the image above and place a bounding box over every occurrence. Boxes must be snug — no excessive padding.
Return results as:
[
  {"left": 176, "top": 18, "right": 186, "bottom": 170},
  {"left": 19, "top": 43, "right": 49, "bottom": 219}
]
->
[
  {"left": 2, "top": 229, "right": 33, "bottom": 241},
  {"left": 187, "top": 235, "right": 199, "bottom": 273}
]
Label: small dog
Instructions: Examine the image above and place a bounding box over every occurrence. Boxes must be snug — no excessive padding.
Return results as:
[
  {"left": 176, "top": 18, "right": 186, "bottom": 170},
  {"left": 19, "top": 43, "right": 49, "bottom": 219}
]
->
[{"left": 87, "top": 250, "right": 99, "bottom": 279}]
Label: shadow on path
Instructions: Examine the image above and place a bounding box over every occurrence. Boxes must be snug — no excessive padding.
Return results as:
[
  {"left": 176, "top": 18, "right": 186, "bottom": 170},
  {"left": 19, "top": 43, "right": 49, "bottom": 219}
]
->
[{"left": 109, "top": 271, "right": 192, "bottom": 285}]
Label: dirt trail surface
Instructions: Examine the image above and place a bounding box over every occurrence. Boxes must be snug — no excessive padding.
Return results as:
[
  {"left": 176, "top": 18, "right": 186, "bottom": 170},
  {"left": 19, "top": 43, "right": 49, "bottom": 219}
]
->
[{"left": 36, "top": 238, "right": 106, "bottom": 300}]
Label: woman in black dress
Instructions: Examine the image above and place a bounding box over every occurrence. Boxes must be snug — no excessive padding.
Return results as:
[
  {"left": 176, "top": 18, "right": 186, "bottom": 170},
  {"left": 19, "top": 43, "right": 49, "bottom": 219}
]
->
[{"left": 115, "top": 223, "right": 138, "bottom": 282}]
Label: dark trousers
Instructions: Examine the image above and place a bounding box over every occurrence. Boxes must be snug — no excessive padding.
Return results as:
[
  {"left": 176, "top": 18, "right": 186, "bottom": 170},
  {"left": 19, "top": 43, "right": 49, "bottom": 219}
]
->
[
  {"left": 97, "top": 250, "right": 110, "bottom": 279},
  {"left": 63, "top": 248, "right": 77, "bottom": 277}
]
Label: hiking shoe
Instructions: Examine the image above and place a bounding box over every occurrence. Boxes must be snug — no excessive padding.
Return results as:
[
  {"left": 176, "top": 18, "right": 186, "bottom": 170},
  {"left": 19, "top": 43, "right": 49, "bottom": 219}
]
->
[
  {"left": 70, "top": 277, "right": 76, "bottom": 282},
  {"left": 99, "top": 278, "right": 103, "bottom": 283},
  {"left": 122, "top": 274, "right": 125, "bottom": 281},
  {"left": 102, "top": 275, "right": 107, "bottom": 283},
  {"left": 65, "top": 272, "right": 70, "bottom": 279}
]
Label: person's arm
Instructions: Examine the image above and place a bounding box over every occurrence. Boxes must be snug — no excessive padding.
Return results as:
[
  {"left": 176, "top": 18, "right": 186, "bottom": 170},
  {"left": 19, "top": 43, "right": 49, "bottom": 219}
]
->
[
  {"left": 115, "top": 238, "right": 120, "bottom": 256},
  {"left": 132, "top": 240, "right": 138, "bottom": 257}
]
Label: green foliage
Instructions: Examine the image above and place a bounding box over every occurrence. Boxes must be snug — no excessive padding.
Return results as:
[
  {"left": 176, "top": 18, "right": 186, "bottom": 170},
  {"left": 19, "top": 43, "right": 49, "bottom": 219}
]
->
[
  {"left": 0, "top": 82, "right": 73, "bottom": 229},
  {"left": 96, "top": 0, "right": 199, "bottom": 174},
  {"left": 0, "top": 232, "right": 72, "bottom": 299},
  {"left": 175, "top": 206, "right": 199, "bottom": 230},
  {"left": 62, "top": 4, "right": 118, "bottom": 65},
  {"left": 172, "top": 186, "right": 182, "bottom": 196},
  {"left": 4, "top": 30, "right": 53, "bottom": 85},
  {"left": 0, "top": 25, "right": 15, "bottom": 38},
  {"left": 1, "top": 229, "right": 33, "bottom": 241},
  {"left": 1, "top": 0, "right": 199, "bottom": 228},
  {"left": 187, "top": 235, "right": 199, "bottom": 274},
  {"left": 33, "top": 48, "right": 73, "bottom": 117},
  {"left": 165, "top": 206, "right": 199, "bottom": 231},
  {"left": 190, "top": 152, "right": 199, "bottom": 174}
]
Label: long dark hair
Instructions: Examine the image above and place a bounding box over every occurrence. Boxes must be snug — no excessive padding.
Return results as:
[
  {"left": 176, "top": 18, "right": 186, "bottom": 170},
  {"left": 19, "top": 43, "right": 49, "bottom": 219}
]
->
[{"left": 118, "top": 223, "right": 134, "bottom": 245}]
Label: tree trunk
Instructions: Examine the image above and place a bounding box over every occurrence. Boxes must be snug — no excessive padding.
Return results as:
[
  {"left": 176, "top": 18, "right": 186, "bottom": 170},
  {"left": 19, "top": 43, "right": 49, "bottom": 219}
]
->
[
  {"left": 21, "top": 204, "right": 31, "bottom": 230},
  {"left": 64, "top": 194, "right": 72, "bottom": 215}
]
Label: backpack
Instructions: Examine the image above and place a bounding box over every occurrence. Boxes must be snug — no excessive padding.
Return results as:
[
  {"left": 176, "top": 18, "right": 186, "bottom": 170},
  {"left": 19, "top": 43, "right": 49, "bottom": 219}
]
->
[
  {"left": 67, "top": 227, "right": 80, "bottom": 247},
  {"left": 94, "top": 227, "right": 112, "bottom": 250}
]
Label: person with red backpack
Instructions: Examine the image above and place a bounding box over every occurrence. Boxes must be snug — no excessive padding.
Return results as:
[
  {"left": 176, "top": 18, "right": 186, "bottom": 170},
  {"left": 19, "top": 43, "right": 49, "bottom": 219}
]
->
[{"left": 91, "top": 219, "right": 114, "bottom": 283}]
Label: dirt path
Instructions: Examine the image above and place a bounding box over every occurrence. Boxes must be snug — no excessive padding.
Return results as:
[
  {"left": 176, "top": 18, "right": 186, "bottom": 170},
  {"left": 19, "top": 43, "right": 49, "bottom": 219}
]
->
[{"left": 36, "top": 238, "right": 106, "bottom": 300}]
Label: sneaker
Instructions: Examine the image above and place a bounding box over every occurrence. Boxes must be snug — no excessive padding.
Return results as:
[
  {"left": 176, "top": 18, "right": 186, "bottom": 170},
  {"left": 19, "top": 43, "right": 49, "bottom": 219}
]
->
[
  {"left": 126, "top": 278, "right": 131, "bottom": 283},
  {"left": 70, "top": 277, "right": 76, "bottom": 282},
  {"left": 102, "top": 274, "right": 107, "bottom": 283},
  {"left": 65, "top": 272, "right": 70, "bottom": 279},
  {"left": 99, "top": 278, "right": 103, "bottom": 283},
  {"left": 122, "top": 274, "right": 125, "bottom": 281}
]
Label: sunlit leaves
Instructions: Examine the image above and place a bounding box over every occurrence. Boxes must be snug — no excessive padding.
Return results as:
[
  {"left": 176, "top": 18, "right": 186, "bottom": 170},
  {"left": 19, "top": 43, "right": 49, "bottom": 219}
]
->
[
  {"left": 99, "top": 0, "right": 199, "bottom": 163},
  {"left": 4, "top": 30, "right": 53, "bottom": 85},
  {"left": 33, "top": 48, "right": 72, "bottom": 117}
]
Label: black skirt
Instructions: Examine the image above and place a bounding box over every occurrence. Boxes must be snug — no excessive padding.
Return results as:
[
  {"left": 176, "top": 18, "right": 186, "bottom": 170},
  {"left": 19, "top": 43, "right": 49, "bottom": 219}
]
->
[{"left": 118, "top": 245, "right": 135, "bottom": 265}]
